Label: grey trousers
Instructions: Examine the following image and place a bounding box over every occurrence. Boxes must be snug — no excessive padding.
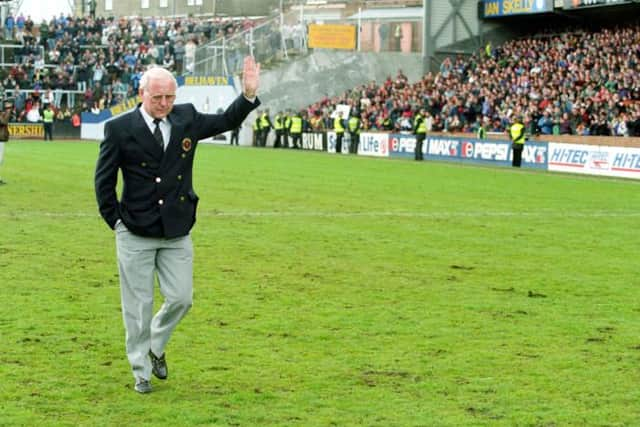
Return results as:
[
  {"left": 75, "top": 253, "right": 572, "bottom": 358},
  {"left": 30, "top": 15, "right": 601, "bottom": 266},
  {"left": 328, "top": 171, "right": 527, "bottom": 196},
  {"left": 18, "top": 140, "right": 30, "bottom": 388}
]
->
[{"left": 115, "top": 222, "right": 193, "bottom": 381}]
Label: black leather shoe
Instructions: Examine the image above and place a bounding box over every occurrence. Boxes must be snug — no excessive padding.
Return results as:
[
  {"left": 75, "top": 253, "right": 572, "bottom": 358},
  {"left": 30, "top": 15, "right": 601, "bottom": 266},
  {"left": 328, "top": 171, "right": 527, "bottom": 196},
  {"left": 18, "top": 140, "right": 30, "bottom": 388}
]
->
[
  {"left": 149, "top": 350, "right": 168, "bottom": 380},
  {"left": 135, "top": 378, "right": 152, "bottom": 394}
]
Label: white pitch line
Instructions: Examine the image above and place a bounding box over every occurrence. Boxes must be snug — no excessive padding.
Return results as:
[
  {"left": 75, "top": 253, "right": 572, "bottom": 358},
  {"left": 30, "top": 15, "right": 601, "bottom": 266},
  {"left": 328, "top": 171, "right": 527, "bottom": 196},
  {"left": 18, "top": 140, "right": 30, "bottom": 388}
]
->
[
  {"left": 203, "top": 211, "right": 640, "bottom": 218},
  {"left": 1, "top": 211, "right": 639, "bottom": 219}
]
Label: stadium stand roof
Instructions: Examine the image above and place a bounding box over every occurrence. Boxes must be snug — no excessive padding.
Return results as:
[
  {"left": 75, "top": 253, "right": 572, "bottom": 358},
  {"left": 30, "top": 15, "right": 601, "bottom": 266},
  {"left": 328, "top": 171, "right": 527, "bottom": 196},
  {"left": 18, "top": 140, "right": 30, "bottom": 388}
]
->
[{"left": 346, "top": 7, "right": 423, "bottom": 20}]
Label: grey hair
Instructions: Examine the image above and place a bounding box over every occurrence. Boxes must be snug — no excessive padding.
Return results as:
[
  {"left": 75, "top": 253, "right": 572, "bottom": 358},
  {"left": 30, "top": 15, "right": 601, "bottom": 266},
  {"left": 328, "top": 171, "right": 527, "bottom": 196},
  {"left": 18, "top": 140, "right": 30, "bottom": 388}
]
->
[{"left": 139, "top": 66, "right": 177, "bottom": 92}]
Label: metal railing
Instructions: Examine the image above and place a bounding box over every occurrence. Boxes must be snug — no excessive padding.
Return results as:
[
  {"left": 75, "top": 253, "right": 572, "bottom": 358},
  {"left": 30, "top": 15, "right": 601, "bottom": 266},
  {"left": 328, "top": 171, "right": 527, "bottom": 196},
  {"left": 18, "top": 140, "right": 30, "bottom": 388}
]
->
[
  {"left": 193, "top": 6, "right": 425, "bottom": 78},
  {"left": 0, "top": 43, "right": 46, "bottom": 67},
  {"left": 4, "top": 88, "right": 84, "bottom": 109},
  {"left": 193, "top": 10, "right": 307, "bottom": 77}
]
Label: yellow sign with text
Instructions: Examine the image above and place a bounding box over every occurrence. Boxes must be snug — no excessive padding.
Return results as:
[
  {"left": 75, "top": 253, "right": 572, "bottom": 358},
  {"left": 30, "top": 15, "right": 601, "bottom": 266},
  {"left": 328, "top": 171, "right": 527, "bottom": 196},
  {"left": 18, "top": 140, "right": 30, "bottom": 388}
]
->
[
  {"left": 9, "top": 123, "right": 44, "bottom": 138},
  {"left": 308, "top": 24, "right": 356, "bottom": 50},
  {"left": 183, "top": 76, "right": 230, "bottom": 86},
  {"left": 110, "top": 96, "right": 142, "bottom": 117}
]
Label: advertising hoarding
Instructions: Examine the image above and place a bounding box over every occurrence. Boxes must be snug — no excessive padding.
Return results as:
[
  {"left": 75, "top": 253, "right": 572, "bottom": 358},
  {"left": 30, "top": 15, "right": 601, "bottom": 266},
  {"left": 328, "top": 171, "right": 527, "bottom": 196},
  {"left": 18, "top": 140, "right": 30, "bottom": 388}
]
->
[
  {"left": 326, "top": 132, "right": 352, "bottom": 154},
  {"left": 548, "top": 143, "right": 640, "bottom": 179},
  {"left": 302, "top": 132, "right": 325, "bottom": 151},
  {"left": 358, "top": 133, "right": 389, "bottom": 157},
  {"left": 563, "top": 0, "right": 631, "bottom": 8},
  {"left": 483, "top": 0, "right": 553, "bottom": 17},
  {"left": 308, "top": 24, "right": 357, "bottom": 50},
  {"left": 388, "top": 135, "right": 548, "bottom": 169}
]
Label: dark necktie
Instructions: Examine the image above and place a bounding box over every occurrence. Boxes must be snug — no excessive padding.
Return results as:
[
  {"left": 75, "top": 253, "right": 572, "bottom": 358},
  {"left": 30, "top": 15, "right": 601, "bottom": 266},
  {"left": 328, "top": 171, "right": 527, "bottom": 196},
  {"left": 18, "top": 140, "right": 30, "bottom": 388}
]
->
[{"left": 153, "top": 118, "right": 164, "bottom": 149}]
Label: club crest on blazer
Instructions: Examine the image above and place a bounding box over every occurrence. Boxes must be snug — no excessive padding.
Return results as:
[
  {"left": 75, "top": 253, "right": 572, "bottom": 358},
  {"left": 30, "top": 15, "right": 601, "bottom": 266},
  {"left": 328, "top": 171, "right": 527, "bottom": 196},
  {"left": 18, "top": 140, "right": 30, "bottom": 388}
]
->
[{"left": 182, "top": 137, "right": 192, "bottom": 152}]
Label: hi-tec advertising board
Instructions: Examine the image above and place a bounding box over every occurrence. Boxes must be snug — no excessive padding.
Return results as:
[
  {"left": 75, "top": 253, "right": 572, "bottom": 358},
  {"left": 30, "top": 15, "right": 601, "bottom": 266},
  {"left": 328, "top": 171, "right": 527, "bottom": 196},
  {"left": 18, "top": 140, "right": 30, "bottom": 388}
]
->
[{"left": 548, "top": 143, "right": 640, "bottom": 179}]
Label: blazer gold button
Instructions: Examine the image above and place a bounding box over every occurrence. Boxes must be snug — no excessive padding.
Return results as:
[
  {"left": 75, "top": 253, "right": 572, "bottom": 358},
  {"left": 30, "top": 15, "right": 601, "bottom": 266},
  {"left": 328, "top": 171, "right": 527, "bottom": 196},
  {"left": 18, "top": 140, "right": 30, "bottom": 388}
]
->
[
  {"left": 141, "top": 162, "right": 147, "bottom": 167},
  {"left": 177, "top": 175, "right": 182, "bottom": 180},
  {"left": 158, "top": 199, "right": 164, "bottom": 205},
  {"left": 180, "top": 196, "right": 185, "bottom": 202},
  {"left": 181, "top": 153, "right": 186, "bottom": 158},
  {"left": 155, "top": 177, "right": 161, "bottom": 183}
]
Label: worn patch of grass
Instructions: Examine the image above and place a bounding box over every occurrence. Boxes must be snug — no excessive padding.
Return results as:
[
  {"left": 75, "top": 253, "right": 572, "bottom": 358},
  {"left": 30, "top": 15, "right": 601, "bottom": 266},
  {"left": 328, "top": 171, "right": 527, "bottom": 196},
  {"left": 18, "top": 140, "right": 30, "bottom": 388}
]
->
[{"left": 0, "top": 141, "right": 639, "bottom": 426}]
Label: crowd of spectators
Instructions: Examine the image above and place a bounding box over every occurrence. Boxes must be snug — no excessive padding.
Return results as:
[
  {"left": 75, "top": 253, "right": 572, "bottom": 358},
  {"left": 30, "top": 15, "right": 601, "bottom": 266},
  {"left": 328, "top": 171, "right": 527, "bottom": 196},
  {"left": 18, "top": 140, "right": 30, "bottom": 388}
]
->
[
  {"left": 0, "top": 12, "right": 261, "bottom": 124},
  {"left": 304, "top": 24, "right": 640, "bottom": 137},
  {"left": 2, "top": 11, "right": 640, "bottom": 139}
]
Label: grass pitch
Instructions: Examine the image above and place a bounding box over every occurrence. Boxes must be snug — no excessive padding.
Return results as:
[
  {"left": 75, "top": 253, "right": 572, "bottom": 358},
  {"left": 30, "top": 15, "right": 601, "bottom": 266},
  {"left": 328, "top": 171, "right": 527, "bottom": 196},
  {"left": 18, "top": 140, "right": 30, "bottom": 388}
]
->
[{"left": 0, "top": 141, "right": 639, "bottom": 426}]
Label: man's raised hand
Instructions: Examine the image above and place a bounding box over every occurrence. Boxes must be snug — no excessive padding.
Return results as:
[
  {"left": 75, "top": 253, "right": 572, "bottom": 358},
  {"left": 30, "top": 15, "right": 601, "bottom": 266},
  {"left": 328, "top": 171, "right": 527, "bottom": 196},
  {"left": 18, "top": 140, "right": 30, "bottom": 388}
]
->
[{"left": 242, "top": 56, "right": 260, "bottom": 99}]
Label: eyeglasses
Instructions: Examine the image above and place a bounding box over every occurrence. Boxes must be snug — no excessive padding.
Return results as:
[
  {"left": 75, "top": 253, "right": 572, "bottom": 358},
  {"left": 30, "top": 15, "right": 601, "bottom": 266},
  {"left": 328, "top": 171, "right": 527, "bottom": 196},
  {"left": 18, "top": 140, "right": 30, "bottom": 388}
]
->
[{"left": 149, "top": 94, "right": 176, "bottom": 103}]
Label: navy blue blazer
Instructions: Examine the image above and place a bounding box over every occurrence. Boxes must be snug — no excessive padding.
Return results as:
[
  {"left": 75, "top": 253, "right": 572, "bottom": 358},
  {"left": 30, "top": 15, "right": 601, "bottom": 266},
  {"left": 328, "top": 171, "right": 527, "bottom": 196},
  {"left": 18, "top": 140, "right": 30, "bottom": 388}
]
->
[{"left": 95, "top": 95, "right": 259, "bottom": 238}]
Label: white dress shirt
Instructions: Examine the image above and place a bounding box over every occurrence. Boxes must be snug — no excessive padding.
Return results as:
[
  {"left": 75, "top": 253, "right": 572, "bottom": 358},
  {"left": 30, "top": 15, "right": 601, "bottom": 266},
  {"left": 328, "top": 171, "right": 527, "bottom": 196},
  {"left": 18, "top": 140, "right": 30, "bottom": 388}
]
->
[{"left": 139, "top": 107, "right": 171, "bottom": 151}]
